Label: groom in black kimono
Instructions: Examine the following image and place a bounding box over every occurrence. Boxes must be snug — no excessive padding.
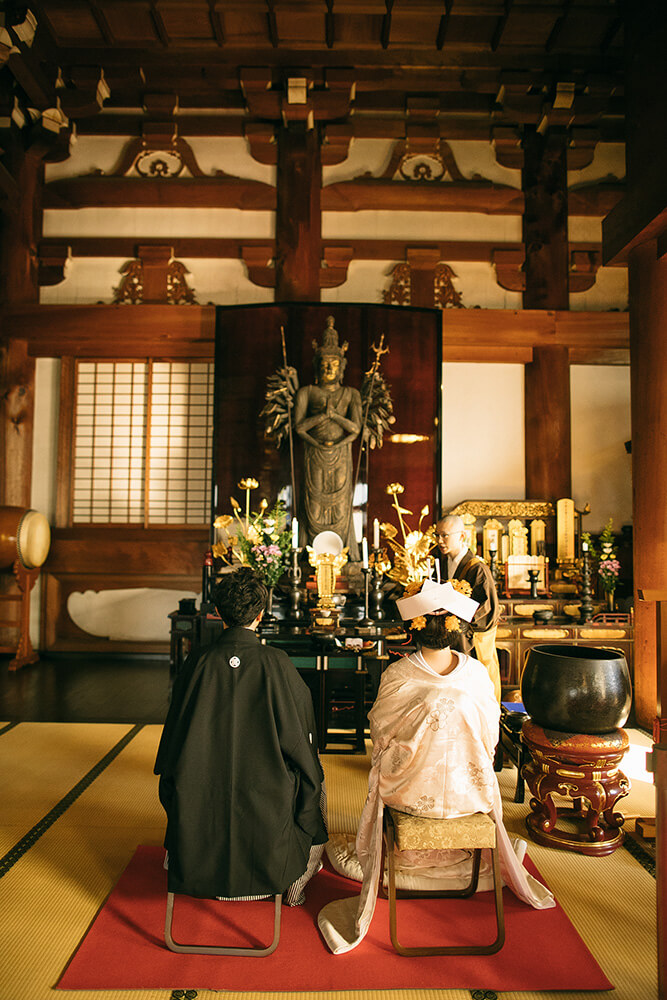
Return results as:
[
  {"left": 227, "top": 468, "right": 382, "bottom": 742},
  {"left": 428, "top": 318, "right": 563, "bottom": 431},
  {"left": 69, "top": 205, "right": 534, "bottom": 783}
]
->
[{"left": 155, "top": 567, "right": 327, "bottom": 901}]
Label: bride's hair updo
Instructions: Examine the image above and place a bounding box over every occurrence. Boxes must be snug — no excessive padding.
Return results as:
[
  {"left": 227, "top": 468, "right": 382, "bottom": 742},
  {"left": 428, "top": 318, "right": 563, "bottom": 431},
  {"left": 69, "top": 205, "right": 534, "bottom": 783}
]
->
[{"left": 410, "top": 611, "right": 463, "bottom": 650}]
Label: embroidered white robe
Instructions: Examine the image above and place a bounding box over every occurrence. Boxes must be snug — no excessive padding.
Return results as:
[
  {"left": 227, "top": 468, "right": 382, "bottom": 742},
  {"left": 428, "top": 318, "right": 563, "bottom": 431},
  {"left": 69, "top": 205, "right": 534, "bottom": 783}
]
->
[{"left": 318, "top": 651, "right": 555, "bottom": 954}]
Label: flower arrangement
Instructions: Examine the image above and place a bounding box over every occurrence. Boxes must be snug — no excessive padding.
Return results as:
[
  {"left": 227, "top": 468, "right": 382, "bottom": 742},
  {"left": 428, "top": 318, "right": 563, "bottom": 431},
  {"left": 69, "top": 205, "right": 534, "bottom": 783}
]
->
[
  {"left": 380, "top": 483, "right": 436, "bottom": 584},
  {"left": 597, "top": 518, "right": 619, "bottom": 594},
  {"left": 213, "top": 479, "right": 292, "bottom": 588}
]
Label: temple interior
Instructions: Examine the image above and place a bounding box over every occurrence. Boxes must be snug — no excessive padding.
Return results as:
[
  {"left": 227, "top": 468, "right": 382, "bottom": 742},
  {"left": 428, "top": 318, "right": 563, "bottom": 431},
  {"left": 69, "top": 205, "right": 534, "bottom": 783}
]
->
[{"left": 0, "top": 2, "right": 665, "bottom": 998}]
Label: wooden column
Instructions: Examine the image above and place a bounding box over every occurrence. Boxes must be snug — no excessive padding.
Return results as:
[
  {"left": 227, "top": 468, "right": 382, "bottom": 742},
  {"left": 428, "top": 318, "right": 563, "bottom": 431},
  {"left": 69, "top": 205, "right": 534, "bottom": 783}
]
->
[
  {"left": 522, "top": 127, "right": 571, "bottom": 500},
  {"left": 275, "top": 125, "right": 322, "bottom": 301},
  {"left": 524, "top": 345, "right": 571, "bottom": 501},
  {"left": 0, "top": 140, "right": 41, "bottom": 508},
  {"left": 628, "top": 240, "right": 667, "bottom": 730}
]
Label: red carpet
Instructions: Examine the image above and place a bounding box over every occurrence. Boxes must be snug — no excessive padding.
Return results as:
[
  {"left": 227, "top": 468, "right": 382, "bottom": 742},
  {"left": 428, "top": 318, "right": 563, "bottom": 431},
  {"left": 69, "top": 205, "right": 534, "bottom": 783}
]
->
[{"left": 57, "top": 846, "right": 612, "bottom": 992}]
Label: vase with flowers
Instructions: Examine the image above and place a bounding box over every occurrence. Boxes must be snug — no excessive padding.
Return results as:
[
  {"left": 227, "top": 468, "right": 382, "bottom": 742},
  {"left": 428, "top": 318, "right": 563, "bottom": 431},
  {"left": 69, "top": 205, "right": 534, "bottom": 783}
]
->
[
  {"left": 597, "top": 518, "right": 620, "bottom": 611},
  {"left": 212, "top": 479, "right": 292, "bottom": 618}
]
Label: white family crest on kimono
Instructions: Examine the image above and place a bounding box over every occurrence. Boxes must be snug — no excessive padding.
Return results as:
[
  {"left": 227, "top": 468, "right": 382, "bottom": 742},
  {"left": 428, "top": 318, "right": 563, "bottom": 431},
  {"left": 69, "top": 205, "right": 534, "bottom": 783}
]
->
[{"left": 318, "top": 649, "right": 555, "bottom": 954}]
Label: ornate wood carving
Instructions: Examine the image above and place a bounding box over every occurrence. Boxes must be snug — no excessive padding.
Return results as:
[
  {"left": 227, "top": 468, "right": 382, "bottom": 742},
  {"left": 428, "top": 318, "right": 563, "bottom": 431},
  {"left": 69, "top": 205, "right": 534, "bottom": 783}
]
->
[
  {"left": 113, "top": 252, "right": 197, "bottom": 305},
  {"left": 434, "top": 263, "right": 464, "bottom": 309},
  {"left": 384, "top": 261, "right": 464, "bottom": 309},
  {"left": 98, "top": 127, "right": 212, "bottom": 178},
  {"left": 383, "top": 262, "right": 411, "bottom": 306},
  {"left": 379, "top": 137, "right": 466, "bottom": 182}
]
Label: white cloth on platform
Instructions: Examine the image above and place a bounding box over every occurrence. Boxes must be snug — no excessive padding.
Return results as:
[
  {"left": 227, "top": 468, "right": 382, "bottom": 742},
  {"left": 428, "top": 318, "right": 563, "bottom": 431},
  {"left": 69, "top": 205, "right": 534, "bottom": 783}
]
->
[{"left": 317, "top": 649, "right": 555, "bottom": 954}]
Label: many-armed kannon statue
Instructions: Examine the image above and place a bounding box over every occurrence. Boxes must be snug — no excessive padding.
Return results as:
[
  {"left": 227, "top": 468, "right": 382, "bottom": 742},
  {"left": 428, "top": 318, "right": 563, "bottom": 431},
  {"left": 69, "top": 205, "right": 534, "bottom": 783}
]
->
[{"left": 261, "top": 315, "right": 394, "bottom": 560}]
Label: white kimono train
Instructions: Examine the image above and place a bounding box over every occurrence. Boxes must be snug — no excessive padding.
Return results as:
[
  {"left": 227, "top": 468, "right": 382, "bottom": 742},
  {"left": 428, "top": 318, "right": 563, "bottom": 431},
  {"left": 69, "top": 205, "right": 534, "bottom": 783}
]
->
[{"left": 318, "top": 650, "right": 555, "bottom": 954}]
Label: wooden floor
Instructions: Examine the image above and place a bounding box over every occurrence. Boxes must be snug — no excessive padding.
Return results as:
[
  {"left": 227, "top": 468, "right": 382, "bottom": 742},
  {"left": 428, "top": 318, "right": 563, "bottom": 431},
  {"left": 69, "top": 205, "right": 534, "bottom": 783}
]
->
[{"left": 0, "top": 653, "right": 171, "bottom": 724}]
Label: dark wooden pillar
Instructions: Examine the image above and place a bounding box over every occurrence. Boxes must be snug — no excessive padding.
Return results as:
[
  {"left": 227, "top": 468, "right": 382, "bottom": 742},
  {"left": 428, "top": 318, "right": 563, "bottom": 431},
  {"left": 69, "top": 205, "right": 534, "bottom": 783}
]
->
[
  {"left": 0, "top": 139, "right": 41, "bottom": 508},
  {"left": 524, "top": 345, "right": 571, "bottom": 501},
  {"left": 628, "top": 240, "right": 667, "bottom": 728},
  {"left": 275, "top": 125, "right": 322, "bottom": 301},
  {"left": 521, "top": 127, "right": 571, "bottom": 500}
]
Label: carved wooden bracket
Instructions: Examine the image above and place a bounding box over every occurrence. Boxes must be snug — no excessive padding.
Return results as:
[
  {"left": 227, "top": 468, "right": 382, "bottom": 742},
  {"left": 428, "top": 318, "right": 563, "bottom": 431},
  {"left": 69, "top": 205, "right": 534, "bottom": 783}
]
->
[
  {"left": 38, "top": 243, "right": 71, "bottom": 286},
  {"left": 493, "top": 247, "right": 601, "bottom": 292},
  {"left": 492, "top": 127, "right": 524, "bottom": 170},
  {"left": 240, "top": 68, "right": 355, "bottom": 125},
  {"left": 321, "top": 125, "right": 353, "bottom": 166},
  {"left": 241, "top": 245, "right": 275, "bottom": 287},
  {"left": 569, "top": 249, "right": 601, "bottom": 291},
  {"left": 241, "top": 244, "right": 353, "bottom": 289},
  {"left": 321, "top": 246, "right": 353, "bottom": 287},
  {"left": 244, "top": 123, "right": 277, "bottom": 165},
  {"left": 493, "top": 247, "right": 526, "bottom": 292}
]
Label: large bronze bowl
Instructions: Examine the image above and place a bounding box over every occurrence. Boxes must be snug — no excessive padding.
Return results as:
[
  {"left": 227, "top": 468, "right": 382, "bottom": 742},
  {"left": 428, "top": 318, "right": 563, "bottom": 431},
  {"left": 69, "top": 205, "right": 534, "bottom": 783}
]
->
[{"left": 521, "top": 643, "right": 632, "bottom": 734}]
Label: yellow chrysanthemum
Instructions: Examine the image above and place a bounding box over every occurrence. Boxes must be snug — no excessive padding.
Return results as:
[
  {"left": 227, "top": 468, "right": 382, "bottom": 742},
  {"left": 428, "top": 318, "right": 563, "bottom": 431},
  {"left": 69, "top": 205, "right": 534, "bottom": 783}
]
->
[
  {"left": 445, "top": 614, "right": 460, "bottom": 632},
  {"left": 410, "top": 615, "right": 427, "bottom": 630},
  {"left": 448, "top": 577, "right": 472, "bottom": 597}
]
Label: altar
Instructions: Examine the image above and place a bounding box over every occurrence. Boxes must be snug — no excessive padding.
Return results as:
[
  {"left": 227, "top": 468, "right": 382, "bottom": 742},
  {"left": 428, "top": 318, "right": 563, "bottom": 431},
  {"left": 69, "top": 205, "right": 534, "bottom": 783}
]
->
[{"left": 168, "top": 600, "right": 413, "bottom": 755}]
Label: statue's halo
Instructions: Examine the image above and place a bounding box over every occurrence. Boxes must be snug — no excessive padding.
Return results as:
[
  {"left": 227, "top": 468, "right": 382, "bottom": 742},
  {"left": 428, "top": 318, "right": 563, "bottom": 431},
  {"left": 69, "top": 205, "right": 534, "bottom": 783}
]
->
[{"left": 312, "top": 530, "right": 344, "bottom": 556}]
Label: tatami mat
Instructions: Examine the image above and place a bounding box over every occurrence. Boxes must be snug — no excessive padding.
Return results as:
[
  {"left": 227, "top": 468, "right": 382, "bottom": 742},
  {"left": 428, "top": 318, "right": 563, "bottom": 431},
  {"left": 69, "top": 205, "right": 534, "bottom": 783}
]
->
[
  {"left": 0, "top": 722, "right": 133, "bottom": 831},
  {"left": 0, "top": 723, "right": 658, "bottom": 1000}
]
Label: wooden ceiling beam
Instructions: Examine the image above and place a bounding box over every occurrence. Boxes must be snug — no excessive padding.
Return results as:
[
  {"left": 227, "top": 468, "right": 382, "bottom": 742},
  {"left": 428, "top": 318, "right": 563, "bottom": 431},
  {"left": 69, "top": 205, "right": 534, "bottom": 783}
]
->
[
  {"left": 87, "top": 1, "right": 115, "bottom": 45},
  {"left": 491, "top": 0, "right": 514, "bottom": 53},
  {"left": 149, "top": 1, "right": 170, "bottom": 48},
  {"left": 266, "top": 1, "right": 279, "bottom": 48},
  {"left": 208, "top": 1, "right": 225, "bottom": 46}
]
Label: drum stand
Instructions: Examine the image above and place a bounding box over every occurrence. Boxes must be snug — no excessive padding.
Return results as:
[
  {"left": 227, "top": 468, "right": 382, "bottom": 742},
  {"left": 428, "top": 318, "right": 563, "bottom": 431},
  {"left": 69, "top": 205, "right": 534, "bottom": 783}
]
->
[{"left": 0, "top": 559, "right": 41, "bottom": 671}]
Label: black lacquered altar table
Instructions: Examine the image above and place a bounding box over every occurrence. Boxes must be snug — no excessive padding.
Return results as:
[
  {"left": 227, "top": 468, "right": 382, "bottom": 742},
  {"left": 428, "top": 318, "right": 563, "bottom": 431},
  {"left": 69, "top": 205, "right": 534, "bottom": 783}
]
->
[{"left": 168, "top": 603, "right": 413, "bottom": 754}]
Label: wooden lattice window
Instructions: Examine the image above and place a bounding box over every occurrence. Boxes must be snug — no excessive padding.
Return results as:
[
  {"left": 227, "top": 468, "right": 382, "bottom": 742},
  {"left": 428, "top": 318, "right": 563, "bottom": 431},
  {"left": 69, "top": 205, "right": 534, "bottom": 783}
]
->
[{"left": 70, "top": 360, "right": 213, "bottom": 526}]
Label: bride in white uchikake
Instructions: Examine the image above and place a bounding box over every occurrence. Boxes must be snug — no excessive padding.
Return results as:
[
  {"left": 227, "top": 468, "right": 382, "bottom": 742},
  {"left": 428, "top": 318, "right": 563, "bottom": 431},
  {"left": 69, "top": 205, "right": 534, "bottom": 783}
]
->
[{"left": 317, "top": 578, "right": 555, "bottom": 955}]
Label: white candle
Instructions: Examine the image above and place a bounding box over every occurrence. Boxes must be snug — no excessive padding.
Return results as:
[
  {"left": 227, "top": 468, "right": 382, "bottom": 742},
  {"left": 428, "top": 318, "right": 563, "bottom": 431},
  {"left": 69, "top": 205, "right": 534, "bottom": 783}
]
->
[
  {"left": 373, "top": 517, "right": 380, "bottom": 549},
  {"left": 582, "top": 540, "right": 588, "bottom": 552},
  {"left": 291, "top": 517, "right": 299, "bottom": 549},
  {"left": 362, "top": 537, "right": 368, "bottom": 568},
  {"left": 435, "top": 558, "right": 441, "bottom": 583}
]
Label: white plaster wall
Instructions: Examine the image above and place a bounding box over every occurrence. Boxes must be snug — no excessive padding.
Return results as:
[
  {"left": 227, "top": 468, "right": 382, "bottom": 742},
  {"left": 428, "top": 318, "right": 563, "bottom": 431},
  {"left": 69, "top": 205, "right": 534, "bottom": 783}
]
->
[
  {"left": 323, "top": 211, "right": 522, "bottom": 242},
  {"left": 29, "top": 359, "right": 61, "bottom": 646},
  {"left": 568, "top": 217, "right": 602, "bottom": 242},
  {"left": 43, "top": 207, "right": 275, "bottom": 239},
  {"left": 569, "top": 266, "right": 628, "bottom": 312},
  {"left": 441, "top": 363, "right": 525, "bottom": 511},
  {"left": 567, "top": 143, "right": 625, "bottom": 186},
  {"left": 571, "top": 365, "right": 632, "bottom": 532}
]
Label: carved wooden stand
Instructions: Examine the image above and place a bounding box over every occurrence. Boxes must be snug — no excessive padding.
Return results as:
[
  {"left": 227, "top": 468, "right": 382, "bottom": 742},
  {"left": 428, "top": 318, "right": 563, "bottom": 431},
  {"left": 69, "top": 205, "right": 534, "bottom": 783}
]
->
[
  {"left": 521, "top": 720, "right": 630, "bottom": 856},
  {"left": 0, "top": 560, "right": 41, "bottom": 671}
]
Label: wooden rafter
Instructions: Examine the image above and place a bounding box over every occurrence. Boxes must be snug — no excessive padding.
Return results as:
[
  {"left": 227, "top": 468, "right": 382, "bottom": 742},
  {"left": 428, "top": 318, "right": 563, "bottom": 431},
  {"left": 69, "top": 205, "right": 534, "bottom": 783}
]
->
[
  {"left": 491, "top": 0, "right": 514, "bottom": 52},
  {"left": 148, "top": 1, "right": 170, "bottom": 47},
  {"left": 87, "top": 1, "right": 115, "bottom": 45},
  {"left": 208, "top": 1, "right": 225, "bottom": 47}
]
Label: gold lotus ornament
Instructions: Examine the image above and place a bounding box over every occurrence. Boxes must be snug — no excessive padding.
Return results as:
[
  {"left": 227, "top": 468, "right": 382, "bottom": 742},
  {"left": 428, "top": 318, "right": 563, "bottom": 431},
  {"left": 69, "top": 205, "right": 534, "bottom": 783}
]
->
[{"left": 380, "top": 485, "right": 436, "bottom": 585}]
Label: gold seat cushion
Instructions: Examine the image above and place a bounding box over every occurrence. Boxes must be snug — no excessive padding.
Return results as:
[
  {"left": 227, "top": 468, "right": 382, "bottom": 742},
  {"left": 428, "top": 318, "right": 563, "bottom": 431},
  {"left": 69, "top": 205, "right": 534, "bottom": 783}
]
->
[{"left": 387, "top": 809, "right": 496, "bottom": 851}]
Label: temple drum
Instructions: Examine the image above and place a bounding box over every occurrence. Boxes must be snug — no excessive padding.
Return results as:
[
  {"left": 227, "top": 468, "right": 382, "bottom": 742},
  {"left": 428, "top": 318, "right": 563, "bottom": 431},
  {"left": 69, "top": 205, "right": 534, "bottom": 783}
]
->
[{"left": 0, "top": 506, "right": 51, "bottom": 571}]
